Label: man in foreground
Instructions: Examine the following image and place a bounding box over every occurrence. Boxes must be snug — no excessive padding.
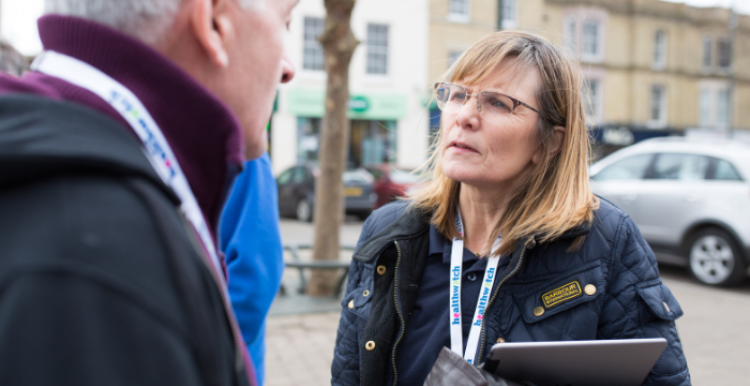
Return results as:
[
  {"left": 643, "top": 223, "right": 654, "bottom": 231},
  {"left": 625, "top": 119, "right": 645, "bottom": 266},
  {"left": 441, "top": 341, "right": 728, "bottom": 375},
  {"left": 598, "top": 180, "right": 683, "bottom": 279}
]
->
[{"left": 0, "top": 0, "right": 296, "bottom": 384}]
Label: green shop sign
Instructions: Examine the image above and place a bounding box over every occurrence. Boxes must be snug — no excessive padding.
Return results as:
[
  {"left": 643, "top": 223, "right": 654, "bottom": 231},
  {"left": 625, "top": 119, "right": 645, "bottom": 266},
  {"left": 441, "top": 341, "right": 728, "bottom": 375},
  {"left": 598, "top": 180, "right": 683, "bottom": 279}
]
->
[{"left": 286, "top": 88, "right": 408, "bottom": 120}]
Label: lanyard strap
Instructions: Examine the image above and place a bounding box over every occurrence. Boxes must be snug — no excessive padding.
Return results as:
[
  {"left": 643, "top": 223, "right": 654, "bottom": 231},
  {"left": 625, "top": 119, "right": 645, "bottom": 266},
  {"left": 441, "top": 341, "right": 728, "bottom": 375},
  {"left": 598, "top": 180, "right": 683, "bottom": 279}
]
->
[
  {"left": 30, "top": 51, "right": 224, "bottom": 285},
  {"left": 450, "top": 210, "right": 501, "bottom": 364}
]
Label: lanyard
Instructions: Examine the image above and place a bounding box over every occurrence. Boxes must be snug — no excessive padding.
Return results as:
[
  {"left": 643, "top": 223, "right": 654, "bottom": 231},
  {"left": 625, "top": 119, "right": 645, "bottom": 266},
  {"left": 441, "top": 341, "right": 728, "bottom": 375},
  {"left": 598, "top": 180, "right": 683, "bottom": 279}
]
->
[
  {"left": 450, "top": 210, "right": 501, "bottom": 364},
  {"left": 30, "top": 51, "right": 224, "bottom": 285}
]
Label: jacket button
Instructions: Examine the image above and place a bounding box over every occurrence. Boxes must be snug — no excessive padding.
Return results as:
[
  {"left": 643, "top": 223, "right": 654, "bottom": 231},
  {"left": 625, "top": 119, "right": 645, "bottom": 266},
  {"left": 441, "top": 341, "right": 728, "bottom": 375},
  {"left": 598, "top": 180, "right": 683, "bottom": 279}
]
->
[
  {"left": 533, "top": 306, "right": 545, "bottom": 317},
  {"left": 584, "top": 284, "right": 597, "bottom": 296},
  {"left": 663, "top": 302, "right": 671, "bottom": 313},
  {"left": 496, "top": 337, "right": 505, "bottom": 343},
  {"left": 377, "top": 265, "right": 387, "bottom": 275},
  {"left": 363, "top": 290, "right": 370, "bottom": 297},
  {"left": 365, "top": 341, "right": 376, "bottom": 351},
  {"left": 348, "top": 300, "right": 355, "bottom": 309}
]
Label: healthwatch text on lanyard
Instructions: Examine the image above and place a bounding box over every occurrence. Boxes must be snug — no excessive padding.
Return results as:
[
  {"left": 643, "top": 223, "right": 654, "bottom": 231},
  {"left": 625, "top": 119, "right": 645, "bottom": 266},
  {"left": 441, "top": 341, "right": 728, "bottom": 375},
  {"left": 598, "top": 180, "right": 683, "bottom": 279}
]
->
[
  {"left": 450, "top": 210, "right": 502, "bottom": 364},
  {"left": 31, "top": 51, "right": 224, "bottom": 284}
]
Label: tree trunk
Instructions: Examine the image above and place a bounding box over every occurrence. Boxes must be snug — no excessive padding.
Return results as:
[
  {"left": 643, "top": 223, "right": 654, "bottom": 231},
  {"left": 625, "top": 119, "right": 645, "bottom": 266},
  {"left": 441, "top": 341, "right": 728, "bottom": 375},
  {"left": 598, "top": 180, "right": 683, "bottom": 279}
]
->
[{"left": 308, "top": 0, "right": 359, "bottom": 296}]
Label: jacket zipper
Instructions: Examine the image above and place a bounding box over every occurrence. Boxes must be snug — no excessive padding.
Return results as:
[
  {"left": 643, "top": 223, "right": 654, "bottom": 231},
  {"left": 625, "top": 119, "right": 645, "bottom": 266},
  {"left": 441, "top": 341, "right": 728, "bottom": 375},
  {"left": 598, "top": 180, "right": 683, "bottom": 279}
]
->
[
  {"left": 178, "top": 212, "right": 245, "bottom": 373},
  {"left": 390, "top": 241, "right": 405, "bottom": 386},
  {"left": 475, "top": 238, "right": 534, "bottom": 365}
]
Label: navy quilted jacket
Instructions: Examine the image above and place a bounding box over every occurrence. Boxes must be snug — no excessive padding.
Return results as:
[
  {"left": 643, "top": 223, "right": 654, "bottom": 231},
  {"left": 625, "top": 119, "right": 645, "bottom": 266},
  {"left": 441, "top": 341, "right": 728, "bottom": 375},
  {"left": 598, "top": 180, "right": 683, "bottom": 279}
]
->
[{"left": 331, "top": 200, "right": 690, "bottom": 386}]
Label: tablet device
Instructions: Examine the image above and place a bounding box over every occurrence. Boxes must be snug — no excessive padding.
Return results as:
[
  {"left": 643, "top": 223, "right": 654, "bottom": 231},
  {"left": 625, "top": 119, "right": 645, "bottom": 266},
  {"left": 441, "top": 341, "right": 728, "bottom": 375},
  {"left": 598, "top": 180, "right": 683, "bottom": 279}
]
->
[{"left": 484, "top": 338, "right": 667, "bottom": 386}]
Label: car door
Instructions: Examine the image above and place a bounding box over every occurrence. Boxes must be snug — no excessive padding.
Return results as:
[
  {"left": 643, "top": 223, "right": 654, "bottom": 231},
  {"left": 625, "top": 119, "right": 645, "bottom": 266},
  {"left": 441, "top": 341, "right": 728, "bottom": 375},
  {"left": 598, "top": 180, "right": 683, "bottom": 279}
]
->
[
  {"left": 590, "top": 153, "right": 655, "bottom": 222},
  {"left": 636, "top": 153, "right": 711, "bottom": 246},
  {"left": 276, "top": 168, "right": 295, "bottom": 214}
]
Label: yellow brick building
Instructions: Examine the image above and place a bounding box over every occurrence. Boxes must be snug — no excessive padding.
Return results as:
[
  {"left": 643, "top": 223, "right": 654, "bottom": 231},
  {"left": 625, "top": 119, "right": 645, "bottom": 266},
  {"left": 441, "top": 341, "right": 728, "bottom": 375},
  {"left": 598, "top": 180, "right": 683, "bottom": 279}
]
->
[{"left": 428, "top": 0, "right": 750, "bottom": 150}]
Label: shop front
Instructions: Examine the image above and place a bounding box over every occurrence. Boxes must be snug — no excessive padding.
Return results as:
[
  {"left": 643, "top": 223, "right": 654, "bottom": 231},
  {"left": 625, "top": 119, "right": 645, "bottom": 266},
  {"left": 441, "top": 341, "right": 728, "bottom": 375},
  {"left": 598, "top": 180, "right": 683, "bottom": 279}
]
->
[{"left": 286, "top": 88, "right": 407, "bottom": 167}]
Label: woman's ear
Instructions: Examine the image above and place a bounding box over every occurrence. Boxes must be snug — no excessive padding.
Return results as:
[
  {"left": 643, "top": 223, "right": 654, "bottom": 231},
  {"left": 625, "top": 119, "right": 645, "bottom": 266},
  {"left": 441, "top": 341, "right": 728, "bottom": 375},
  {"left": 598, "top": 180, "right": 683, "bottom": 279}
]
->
[
  {"left": 549, "top": 126, "right": 566, "bottom": 157},
  {"left": 531, "top": 126, "right": 566, "bottom": 164}
]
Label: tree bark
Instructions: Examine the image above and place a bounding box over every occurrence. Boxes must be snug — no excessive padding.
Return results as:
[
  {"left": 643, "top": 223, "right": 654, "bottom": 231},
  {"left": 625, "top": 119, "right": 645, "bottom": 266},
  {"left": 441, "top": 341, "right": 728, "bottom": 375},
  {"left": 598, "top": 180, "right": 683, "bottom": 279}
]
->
[{"left": 308, "top": 0, "right": 359, "bottom": 296}]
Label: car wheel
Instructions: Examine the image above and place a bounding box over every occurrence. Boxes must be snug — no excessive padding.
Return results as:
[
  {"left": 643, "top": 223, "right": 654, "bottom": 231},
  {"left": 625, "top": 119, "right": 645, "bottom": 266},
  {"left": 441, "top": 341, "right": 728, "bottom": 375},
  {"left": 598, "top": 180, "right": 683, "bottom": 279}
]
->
[
  {"left": 296, "top": 198, "right": 313, "bottom": 223},
  {"left": 688, "top": 228, "right": 747, "bottom": 287}
]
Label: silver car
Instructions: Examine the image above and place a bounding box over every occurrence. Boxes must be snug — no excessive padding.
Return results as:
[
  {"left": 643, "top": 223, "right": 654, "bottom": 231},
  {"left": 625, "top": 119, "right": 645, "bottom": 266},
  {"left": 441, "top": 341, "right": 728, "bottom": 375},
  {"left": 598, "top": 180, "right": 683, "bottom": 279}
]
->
[{"left": 589, "top": 137, "right": 750, "bottom": 286}]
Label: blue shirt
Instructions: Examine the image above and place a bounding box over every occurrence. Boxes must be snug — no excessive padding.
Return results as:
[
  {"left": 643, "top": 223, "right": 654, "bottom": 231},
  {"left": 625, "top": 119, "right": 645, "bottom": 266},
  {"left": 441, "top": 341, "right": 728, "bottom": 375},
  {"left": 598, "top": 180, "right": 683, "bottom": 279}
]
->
[
  {"left": 395, "top": 224, "right": 509, "bottom": 386},
  {"left": 219, "top": 153, "right": 284, "bottom": 386}
]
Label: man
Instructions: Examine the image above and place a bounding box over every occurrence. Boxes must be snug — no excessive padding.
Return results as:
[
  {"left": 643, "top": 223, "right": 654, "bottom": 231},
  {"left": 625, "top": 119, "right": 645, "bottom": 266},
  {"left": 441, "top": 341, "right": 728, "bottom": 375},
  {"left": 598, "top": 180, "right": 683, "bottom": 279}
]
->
[
  {"left": 220, "top": 150, "right": 285, "bottom": 386},
  {"left": 0, "top": 0, "right": 296, "bottom": 385}
]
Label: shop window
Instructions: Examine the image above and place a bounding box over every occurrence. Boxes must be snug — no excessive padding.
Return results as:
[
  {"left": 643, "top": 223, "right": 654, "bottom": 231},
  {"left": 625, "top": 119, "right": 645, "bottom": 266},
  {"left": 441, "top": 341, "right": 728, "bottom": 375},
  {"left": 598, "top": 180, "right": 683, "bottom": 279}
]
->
[
  {"left": 699, "top": 89, "right": 711, "bottom": 127},
  {"left": 501, "top": 0, "right": 518, "bottom": 29},
  {"left": 303, "top": 17, "right": 325, "bottom": 71},
  {"left": 716, "top": 89, "right": 730, "bottom": 126},
  {"left": 448, "top": 0, "right": 471, "bottom": 23},
  {"left": 653, "top": 29, "right": 667, "bottom": 70},
  {"left": 584, "top": 78, "right": 602, "bottom": 123},
  {"left": 649, "top": 84, "right": 667, "bottom": 127},
  {"left": 297, "top": 117, "right": 321, "bottom": 162},
  {"left": 349, "top": 120, "right": 397, "bottom": 166},
  {"left": 366, "top": 24, "right": 389, "bottom": 75}
]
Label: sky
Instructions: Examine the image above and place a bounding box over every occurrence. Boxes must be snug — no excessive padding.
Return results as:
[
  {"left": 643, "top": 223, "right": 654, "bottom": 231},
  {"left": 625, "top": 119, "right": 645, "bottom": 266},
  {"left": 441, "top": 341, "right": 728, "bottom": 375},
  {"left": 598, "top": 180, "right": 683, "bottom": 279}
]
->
[{"left": 1, "top": 0, "right": 749, "bottom": 56}]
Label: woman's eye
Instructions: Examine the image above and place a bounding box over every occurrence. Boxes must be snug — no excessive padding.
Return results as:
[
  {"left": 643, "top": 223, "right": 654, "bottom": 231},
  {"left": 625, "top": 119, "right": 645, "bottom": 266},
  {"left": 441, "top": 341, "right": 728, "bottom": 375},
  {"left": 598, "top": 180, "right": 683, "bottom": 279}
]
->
[
  {"left": 488, "top": 98, "right": 509, "bottom": 110},
  {"left": 451, "top": 92, "right": 466, "bottom": 101}
]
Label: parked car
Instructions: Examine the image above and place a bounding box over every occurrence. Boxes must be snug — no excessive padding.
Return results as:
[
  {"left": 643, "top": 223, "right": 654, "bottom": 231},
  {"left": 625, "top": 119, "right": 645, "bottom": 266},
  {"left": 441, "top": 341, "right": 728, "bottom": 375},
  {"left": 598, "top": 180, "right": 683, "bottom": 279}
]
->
[
  {"left": 365, "top": 164, "right": 423, "bottom": 209},
  {"left": 276, "top": 164, "right": 376, "bottom": 222},
  {"left": 589, "top": 137, "right": 750, "bottom": 286}
]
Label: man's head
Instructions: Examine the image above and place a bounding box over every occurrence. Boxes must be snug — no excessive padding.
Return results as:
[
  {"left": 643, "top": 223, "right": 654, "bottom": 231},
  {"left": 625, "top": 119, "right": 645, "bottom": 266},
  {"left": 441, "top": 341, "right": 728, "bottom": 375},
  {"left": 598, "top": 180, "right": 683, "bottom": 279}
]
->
[{"left": 45, "top": 0, "right": 297, "bottom": 160}]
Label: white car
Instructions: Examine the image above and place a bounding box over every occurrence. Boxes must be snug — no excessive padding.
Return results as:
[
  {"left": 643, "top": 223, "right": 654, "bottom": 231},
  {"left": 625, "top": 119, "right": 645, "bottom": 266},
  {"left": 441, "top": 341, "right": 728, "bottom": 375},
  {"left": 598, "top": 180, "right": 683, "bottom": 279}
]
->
[{"left": 589, "top": 137, "right": 750, "bottom": 286}]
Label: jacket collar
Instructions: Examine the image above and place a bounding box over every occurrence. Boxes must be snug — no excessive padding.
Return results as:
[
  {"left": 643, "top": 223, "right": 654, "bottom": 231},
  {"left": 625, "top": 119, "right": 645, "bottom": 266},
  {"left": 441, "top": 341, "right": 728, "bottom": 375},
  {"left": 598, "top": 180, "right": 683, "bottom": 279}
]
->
[
  {"left": 353, "top": 208, "right": 432, "bottom": 263},
  {"left": 30, "top": 15, "right": 243, "bottom": 235}
]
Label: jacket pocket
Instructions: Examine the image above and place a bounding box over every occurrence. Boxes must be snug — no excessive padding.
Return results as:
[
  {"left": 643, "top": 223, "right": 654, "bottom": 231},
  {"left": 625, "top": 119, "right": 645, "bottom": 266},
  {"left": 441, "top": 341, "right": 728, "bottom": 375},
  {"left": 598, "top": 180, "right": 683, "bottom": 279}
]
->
[
  {"left": 511, "top": 261, "right": 605, "bottom": 324},
  {"left": 340, "top": 266, "right": 374, "bottom": 318},
  {"left": 635, "top": 279, "right": 683, "bottom": 320}
]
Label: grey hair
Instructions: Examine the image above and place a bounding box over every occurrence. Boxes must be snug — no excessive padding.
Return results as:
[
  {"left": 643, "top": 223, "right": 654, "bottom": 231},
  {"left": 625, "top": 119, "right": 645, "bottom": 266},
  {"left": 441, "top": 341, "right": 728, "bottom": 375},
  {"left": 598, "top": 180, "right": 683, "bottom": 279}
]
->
[
  {"left": 0, "top": 39, "right": 28, "bottom": 76},
  {"left": 44, "top": 0, "right": 258, "bottom": 46}
]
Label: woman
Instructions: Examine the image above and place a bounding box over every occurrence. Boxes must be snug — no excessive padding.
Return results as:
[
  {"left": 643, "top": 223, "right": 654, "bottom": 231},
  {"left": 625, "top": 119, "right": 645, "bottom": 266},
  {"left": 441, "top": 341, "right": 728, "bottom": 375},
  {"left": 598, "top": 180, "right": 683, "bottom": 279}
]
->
[{"left": 331, "top": 31, "right": 690, "bottom": 386}]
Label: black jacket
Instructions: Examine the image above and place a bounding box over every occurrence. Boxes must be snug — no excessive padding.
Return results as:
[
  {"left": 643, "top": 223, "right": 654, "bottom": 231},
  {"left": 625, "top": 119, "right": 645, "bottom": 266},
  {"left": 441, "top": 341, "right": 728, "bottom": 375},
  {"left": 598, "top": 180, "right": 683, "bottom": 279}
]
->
[
  {"left": 0, "top": 95, "right": 249, "bottom": 386},
  {"left": 331, "top": 201, "right": 690, "bottom": 386}
]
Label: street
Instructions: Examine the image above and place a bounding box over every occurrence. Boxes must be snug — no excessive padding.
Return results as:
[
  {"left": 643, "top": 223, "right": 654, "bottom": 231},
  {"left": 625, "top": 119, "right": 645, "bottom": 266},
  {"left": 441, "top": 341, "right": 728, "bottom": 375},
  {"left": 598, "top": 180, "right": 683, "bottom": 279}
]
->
[{"left": 265, "top": 217, "right": 750, "bottom": 386}]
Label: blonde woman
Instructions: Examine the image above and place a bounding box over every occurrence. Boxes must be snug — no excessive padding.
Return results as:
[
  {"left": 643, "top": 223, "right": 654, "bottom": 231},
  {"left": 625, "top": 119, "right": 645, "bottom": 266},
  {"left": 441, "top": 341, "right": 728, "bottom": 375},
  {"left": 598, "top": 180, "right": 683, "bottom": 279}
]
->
[{"left": 331, "top": 31, "right": 690, "bottom": 386}]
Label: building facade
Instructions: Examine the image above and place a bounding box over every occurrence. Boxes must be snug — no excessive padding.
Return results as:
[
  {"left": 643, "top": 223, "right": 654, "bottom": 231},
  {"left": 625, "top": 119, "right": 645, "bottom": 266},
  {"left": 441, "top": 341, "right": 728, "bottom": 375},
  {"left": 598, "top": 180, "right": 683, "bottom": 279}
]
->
[
  {"left": 270, "top": 0, "right": 430, "bottom": 175},
  {"left": 428, "top": 0, "right": 750, "bottom": 156}
]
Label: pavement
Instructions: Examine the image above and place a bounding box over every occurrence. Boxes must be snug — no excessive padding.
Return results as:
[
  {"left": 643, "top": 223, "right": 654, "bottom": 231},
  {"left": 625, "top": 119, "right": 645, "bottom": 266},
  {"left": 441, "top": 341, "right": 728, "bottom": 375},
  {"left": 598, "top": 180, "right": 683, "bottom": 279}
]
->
[{"left": 264, "top": 217, "right": 750, "bottom": 386}]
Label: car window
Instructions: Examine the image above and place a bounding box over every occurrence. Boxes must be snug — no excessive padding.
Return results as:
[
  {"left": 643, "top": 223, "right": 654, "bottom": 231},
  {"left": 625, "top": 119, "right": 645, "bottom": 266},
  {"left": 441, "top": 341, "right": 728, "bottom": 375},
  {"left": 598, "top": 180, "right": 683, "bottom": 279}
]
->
[
  {"left": 714, "top": 159, "right": 743, "bottom": 181},
  {"left": 343, "top": 169, "right": 374, "bottom": 184},
  {"left": 390, "top": 169, "right": 419, "bottom": 184},
  {"left": 292, "top": 167, "right": 307, "bottom": 184},
  {"left": 592, "top": 154, "right": 653, "bottom": 181},
  {"left": 652, "top": 154, "right": 709, "bottom": 180},
  {"left": 277, "top": 169, "right": 293, "bottom": 185}
]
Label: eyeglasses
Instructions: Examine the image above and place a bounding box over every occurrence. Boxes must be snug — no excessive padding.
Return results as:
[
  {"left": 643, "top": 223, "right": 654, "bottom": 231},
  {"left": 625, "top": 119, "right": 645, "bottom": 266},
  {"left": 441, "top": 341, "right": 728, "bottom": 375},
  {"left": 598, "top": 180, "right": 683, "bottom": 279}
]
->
[{"left": 434, "top": 82, "right": 546, "bottom": 125}]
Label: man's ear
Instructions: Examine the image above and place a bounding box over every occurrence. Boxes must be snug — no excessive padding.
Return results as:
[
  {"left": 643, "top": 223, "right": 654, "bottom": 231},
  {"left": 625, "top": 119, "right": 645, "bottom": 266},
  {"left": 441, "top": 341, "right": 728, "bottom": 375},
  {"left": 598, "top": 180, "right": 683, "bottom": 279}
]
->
[
  {"left": 549, "top": 126, "right": 566, "bottom": 157},
  {"left": 190, "top": 0, "right": 231, "bottom": 68}
]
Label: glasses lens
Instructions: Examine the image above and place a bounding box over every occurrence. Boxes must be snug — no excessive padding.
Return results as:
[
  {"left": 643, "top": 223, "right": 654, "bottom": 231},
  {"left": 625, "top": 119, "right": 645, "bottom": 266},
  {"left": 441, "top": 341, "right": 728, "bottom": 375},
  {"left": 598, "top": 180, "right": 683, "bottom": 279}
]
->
[
  {"left": 477, "top": 92, "right": 515, "bottom": 123},
  {"left": 436, "top": 83, "right": 467, "bottom": 112}
]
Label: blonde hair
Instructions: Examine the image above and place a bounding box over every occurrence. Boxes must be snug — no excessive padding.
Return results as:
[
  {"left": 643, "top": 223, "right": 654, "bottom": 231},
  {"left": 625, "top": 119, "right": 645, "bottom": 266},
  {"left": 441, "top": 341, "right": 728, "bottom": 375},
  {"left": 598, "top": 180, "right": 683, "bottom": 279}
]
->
[{"left": 411, "top": 30, "right": 599, "bottom": 256}]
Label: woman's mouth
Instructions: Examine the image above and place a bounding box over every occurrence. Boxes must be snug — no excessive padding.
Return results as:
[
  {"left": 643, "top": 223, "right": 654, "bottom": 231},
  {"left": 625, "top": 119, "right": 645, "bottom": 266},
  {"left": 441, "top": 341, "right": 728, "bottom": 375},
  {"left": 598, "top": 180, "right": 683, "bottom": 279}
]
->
[{"left": 449, "top": 141, "right": 479, "bottom": 153}]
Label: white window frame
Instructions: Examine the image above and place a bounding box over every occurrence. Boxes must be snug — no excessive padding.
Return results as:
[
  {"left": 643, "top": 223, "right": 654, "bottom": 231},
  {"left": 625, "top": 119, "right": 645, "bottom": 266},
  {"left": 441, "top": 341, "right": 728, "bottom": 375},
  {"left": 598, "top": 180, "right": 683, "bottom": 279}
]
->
[
  {"left": 447, "top": 0, "right": 471, "bottom": 23},
  {"left": 501, "top": 0, "right": 518, "bottom": 29},
  {"left": 652, "top": 29, "right": 667, "bottom": 70},
  {"left": 563, "top": 8, "right": 607, "bottom": 63},
  {"left": 366, "top": 23, "right": 389, "bottom": 76},
  {"left": 699, "top": 88, "right": 711, "bottom": 127},
  {"left": 648, "top": 84, "right": 667, "bottom": 128},
  {"left": 302, "top": 17, "right": 325, "bottom": 73},
  {"left": 698, "top": 80, "right": 732, "bottom": 129},
  {"left": 716, "top": 89, "right": 731, "bottom": 127}
]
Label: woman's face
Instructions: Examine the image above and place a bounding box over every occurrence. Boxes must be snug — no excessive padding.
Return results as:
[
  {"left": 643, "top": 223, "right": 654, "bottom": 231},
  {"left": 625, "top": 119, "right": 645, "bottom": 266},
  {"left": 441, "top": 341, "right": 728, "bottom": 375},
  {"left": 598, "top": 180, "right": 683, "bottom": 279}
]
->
[{"left": 440, "top": 60, "right": 544, "bottom": 191}]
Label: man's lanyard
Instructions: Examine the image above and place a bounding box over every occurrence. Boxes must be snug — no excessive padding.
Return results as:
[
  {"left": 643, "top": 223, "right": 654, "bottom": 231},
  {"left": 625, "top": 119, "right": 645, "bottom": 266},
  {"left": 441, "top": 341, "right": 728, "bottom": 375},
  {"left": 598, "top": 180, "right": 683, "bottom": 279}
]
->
[
  {"left": 30, "top": 51, "right": 224, "bottom": 285},
  {"left": 450, "top": 210, "right": 501, "bottom": 364}
]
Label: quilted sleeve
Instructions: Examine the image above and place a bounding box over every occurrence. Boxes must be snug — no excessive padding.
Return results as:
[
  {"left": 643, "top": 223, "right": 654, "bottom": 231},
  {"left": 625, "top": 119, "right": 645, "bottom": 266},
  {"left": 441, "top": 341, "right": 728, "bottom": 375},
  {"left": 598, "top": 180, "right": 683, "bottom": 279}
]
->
[{"left": 597, "top": 216, "right": 691, "bottom": 386}]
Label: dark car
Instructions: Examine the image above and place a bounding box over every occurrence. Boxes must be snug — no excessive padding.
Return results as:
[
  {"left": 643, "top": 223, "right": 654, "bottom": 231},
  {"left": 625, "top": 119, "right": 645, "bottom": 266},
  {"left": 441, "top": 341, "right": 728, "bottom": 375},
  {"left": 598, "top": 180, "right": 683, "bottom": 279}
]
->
[
  {"left": 365, "top": 164, "right": 423, "bottom": 209},
  {"left": 276, "top": 164, "right": 376, "bottom": 222}
]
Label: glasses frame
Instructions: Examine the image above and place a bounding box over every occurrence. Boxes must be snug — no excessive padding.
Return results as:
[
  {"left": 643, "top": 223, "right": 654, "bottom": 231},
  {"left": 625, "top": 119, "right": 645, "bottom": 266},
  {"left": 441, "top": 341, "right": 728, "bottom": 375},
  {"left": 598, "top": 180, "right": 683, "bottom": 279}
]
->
[{"left": 434, "top": 82, "right": 548, "bottom": 124}]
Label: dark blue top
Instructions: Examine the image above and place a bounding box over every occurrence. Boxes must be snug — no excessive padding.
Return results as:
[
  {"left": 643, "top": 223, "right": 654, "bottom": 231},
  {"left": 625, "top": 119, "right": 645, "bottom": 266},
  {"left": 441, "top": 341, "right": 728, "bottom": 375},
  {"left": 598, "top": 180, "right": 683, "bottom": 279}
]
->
[{"left": 395, "top": 224, "right": 509, "bottom": 386}]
